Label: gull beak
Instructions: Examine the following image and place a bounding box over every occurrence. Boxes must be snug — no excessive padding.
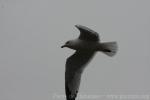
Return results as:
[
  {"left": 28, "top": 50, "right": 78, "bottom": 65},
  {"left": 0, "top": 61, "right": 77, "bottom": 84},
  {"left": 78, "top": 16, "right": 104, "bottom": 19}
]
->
[{"left": 61, "top": 45, "right": 66, "bottom": 48}]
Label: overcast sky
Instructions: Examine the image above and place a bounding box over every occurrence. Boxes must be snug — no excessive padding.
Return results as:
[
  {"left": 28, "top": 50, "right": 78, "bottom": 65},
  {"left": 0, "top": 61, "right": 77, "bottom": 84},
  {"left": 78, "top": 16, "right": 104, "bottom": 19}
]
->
[{"left": 0, "top": 0, "right": 150, "bottom": 100}]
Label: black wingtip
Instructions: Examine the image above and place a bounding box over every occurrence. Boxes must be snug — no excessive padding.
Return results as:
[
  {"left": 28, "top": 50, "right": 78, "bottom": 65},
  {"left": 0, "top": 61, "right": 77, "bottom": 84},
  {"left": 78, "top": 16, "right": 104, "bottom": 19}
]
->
[
  {"left": 75, "top": 24, "right": 81, "bottom": 29},
  {"left": 75, "top": 24, "right": 86, "bottom": 28},
  {"left": 65, "top": 82, "right": 77, "bottom": 100}
]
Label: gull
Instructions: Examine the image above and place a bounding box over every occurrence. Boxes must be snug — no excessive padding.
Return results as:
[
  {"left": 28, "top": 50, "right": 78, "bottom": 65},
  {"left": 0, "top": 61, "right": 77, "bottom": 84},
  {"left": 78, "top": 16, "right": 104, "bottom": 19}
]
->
[{"left": 61, "top": 25, "right": 118, "bottom": 100}]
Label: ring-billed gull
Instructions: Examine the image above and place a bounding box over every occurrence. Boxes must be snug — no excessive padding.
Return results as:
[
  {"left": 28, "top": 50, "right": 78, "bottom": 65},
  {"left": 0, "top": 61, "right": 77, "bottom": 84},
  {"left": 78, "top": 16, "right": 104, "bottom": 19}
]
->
[{"left": 61, "top": 25, "right": 118, "bottom": 100}]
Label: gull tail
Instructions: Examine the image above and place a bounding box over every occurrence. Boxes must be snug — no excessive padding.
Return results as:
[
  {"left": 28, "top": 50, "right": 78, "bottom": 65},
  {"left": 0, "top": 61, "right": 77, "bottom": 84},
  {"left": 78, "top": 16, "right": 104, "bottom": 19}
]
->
[{"left": 99, "top": 42, "right": 118, "bottom": 57}]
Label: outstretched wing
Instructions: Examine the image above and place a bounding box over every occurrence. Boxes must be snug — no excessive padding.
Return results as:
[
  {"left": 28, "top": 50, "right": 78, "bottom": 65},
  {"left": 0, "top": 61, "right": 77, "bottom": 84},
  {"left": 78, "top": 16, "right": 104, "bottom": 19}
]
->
[
  {"left": 75, "top": 25, "right": 100, "bottom": 41},
  {"left": 65, "top": 51, "right": 95, "bottom": 100}
]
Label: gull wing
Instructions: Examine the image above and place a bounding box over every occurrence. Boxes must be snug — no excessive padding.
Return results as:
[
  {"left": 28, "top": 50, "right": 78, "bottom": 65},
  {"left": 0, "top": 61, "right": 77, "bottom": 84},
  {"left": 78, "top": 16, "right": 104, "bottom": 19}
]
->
[
  {"left": 65, "top": 51, "right": 95, "bottom": 100},
  {"left": 75, "top": 25, "right": 100, "bottom": 41}
]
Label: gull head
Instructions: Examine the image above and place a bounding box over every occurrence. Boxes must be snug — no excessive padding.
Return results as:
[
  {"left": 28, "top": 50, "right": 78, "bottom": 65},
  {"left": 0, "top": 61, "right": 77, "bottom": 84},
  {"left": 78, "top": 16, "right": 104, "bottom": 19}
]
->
[{"left": 61, "top": 40, "right": 74, "bottom": 48}]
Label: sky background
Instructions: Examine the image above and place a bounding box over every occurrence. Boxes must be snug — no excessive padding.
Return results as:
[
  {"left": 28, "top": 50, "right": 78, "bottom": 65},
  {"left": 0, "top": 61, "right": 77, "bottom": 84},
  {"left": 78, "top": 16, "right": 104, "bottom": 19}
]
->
[{"left": 0, "top": 0, "right": 150, "bottom": 100}]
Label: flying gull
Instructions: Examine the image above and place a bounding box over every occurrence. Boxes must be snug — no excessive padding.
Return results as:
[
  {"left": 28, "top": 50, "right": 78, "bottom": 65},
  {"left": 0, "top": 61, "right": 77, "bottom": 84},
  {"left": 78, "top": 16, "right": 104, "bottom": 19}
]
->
[{"left": 61, "top": 25, "right": 118, "bottom": 100}]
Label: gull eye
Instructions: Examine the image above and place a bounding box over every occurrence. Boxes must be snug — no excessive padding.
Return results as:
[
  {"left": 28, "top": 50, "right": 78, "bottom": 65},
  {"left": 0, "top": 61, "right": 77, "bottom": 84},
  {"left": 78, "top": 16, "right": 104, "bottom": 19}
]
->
[{"left": 66, "top": 41, "right": 70, "bottom": 44}]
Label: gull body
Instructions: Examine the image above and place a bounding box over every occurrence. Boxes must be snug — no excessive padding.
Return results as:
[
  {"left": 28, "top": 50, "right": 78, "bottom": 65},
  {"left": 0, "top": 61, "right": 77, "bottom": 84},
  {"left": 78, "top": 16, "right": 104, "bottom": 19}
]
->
[{"left": 62, "top": 39, "right": 100, "bottom": 51}]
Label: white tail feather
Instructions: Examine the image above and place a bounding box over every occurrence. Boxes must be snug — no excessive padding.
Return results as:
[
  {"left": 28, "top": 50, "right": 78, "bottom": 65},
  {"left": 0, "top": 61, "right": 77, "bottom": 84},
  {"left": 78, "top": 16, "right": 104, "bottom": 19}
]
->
[{"left": 99, "top": 42, "right": 118, "bottom": 57}]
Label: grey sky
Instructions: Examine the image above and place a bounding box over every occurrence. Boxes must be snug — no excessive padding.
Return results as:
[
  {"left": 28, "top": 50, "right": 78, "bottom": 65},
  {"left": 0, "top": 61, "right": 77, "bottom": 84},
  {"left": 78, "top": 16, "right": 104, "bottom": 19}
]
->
[{"left": 0, "top": 0, "right": 150, "bottom": 100}]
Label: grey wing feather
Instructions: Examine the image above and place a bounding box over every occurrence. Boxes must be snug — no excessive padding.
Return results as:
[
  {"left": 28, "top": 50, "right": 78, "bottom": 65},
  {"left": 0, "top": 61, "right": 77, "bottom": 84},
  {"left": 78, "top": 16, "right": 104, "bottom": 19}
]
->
[
  {"left": 65, "top": 51, "right": 95, "bottom": 100},
  {"left": 75, "top": 25, "right": 99, "bottom": 41}
]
